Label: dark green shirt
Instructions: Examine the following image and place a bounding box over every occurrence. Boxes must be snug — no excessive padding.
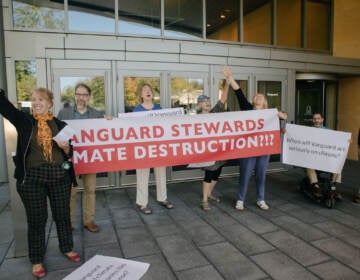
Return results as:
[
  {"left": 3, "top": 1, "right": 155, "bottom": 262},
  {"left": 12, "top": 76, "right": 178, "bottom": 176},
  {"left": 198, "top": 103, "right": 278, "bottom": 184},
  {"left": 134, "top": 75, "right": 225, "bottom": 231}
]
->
[{"left": 26, "top": 119, "right": 66, "bottom": 169}]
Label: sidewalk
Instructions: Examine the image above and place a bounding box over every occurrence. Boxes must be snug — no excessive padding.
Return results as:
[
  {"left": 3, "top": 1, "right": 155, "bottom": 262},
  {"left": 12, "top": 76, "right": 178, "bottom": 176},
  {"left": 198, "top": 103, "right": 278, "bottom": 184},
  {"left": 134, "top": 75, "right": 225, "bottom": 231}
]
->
[{"left": 0, "top": 162, "right": 359, "bottom": 280}]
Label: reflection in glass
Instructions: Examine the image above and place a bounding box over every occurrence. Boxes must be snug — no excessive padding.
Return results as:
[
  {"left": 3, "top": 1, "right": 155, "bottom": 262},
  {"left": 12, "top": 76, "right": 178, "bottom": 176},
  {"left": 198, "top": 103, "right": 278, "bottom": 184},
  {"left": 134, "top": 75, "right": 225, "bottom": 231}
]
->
[
  {"left": 223, "top": 79, "right": 247, "bottom": 111},
  {"left": 124, "top": 77, "right": 160, "bottom": 113},
  {"left": 15, "top": 61, "right": 37, "bottom": 114},
  {"left": 118, "top": 0, "right": 161, "bottom": 36},
  {"left": 170, "top": 78, "right": 204, "bottom": 115},
  {"left": 60, "top": 76, "right": 105, "bottom": 113},
  {"left": 206, "top": 0, "right": 239, "bottom": 42},
  {"left": 258, "top": 80, "right": 282, "bottom": 162},
  {"left": 13, "top": 0, "right": 64, "bottom": 30},
  {"left": 68, "top": 0, "right": 115, "bottom": 33},
  {"left": 257, "top": 81, "right": 281, "bottom": 111},
  {"left": 165, "top": 0, "right": 202, "bottom": 39},
  {"left": 243, "top": 0, "right": 272, "bottom": 45}
]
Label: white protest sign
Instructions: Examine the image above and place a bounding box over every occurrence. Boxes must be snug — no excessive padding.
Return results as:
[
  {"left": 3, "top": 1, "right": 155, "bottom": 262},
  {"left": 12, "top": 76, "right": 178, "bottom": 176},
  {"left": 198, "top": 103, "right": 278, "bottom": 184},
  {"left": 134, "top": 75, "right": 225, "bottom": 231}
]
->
[
  {"left": 118, "top": 107, "right": 184, "bottom": 118},
  {"left": 282, "top": 124, "right": 351, "bottom": 173},
  {"left": 53, "top": 125, "right": 76, "bottom": 142},
  {"left": 63, "top": 255, "right": 149, "bottom": 280}
]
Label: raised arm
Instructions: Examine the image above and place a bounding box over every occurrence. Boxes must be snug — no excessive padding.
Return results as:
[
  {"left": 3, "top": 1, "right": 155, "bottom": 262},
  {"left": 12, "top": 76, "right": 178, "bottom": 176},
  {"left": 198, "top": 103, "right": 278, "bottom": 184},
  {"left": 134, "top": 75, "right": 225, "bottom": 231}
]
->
[
  {"left": 222, "top": 66, "right": 252, "bottom": 111},
  {"left": 222, "top": 66, "right": 239, "bottom": 90},
  {"left": 219, "top": 80, "right": 229, "bottom": 104}
]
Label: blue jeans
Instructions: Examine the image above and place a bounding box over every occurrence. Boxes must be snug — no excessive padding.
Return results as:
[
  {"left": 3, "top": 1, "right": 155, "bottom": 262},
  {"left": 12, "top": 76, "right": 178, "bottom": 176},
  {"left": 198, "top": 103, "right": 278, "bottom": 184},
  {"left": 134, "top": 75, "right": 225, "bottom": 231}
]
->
[{"left": 238, "top": 155, "right": 270, "bottom": 201}]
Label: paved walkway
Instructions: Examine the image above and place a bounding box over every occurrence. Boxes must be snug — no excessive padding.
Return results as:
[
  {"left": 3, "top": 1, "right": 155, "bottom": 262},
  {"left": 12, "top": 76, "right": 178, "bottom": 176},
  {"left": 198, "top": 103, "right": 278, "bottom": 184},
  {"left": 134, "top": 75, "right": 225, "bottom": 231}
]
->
[{"left": 0, "top": 162, "right": 359, "bottom": 280}]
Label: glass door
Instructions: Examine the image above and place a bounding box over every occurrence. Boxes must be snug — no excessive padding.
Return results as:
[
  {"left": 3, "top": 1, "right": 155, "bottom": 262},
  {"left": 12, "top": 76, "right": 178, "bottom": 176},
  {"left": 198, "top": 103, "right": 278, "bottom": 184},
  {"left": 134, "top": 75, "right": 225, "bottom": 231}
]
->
[
  {"left": 296, "top": 79, "right": 338, "bottom": 129},
  {"left": 168, "top": 72, "right": 208, "bottom": 180},
  {"left": 119, "top": 71, "right": 162, "bottom": 186},
  {"left": 256, "top": 77, "right": 287, "bottom": 164},
  {"left": 214, "top": 73, "right": 249, "bottom": 176},
  {"left": 52, "top": 64, "right": 115, "bottom": 189}
]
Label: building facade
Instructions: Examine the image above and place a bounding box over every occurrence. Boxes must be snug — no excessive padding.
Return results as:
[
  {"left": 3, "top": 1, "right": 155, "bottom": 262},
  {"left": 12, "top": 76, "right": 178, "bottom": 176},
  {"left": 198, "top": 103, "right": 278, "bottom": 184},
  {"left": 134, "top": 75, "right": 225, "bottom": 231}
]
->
[{"left": 1, "top": 0, "right": 360, "bottom": 186}]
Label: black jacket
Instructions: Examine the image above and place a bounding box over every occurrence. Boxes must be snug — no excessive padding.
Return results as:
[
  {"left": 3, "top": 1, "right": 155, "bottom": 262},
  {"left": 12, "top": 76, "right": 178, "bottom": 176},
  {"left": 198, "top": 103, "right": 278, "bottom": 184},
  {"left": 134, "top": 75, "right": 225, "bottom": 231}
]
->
[{"left": 0, "top": 89, "right": 77, "bottom": 185}]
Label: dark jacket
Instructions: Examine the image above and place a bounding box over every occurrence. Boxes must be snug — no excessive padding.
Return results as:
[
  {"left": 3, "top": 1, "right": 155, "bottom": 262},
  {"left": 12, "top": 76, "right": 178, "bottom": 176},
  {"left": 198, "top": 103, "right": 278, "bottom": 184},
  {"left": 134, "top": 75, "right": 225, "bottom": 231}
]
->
[
  {"left": 57, "top": 105, "right": 103, "bottom": 120},
  {"left": 0, "top": 89, "right": 77, "bottom": 185}
]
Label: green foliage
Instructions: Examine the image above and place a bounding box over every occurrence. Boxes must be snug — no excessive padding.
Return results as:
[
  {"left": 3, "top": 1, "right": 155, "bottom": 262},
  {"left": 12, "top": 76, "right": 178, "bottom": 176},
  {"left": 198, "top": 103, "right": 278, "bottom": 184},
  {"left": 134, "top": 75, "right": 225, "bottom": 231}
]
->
[
  {"left": 15, "top": 61, "right": 37, "bottom": 101},
  {"left": 13, "top": 2, "right": 64, "bottom": 30},
  {"left": 124, "top": 77, "right": 160, "bottom": 112}
]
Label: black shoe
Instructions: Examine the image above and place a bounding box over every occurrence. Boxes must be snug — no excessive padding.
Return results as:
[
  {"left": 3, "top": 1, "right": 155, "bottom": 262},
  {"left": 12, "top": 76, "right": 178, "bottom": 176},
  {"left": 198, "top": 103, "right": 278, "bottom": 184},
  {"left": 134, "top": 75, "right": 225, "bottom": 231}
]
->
[{"left": 312, "top": 183, "right": 322, "bottom": 198}]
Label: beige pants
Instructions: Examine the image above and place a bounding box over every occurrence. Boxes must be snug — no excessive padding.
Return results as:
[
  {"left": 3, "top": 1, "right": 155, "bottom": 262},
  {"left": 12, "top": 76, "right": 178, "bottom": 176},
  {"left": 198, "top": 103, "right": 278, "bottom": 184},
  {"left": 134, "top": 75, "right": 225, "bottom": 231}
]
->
[
  {"left": 306, "top": 169, "right": 341, "bottom": 184},
  {"left": 136, "top": 167, "right": 167, "bottom": 206},
  {"left": 70, "top": 173, "right": 97, "bottom": 225}
]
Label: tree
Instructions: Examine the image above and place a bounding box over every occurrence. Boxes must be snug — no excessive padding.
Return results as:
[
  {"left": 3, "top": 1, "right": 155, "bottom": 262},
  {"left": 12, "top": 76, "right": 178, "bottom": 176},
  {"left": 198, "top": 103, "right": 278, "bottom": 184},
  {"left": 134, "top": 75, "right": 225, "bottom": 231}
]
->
[
  {"left": 13, "top": 2, "right": 64, "bottom": 30},
  {"left": 15, "top": 61, "right": 37, "bottom": 101}
]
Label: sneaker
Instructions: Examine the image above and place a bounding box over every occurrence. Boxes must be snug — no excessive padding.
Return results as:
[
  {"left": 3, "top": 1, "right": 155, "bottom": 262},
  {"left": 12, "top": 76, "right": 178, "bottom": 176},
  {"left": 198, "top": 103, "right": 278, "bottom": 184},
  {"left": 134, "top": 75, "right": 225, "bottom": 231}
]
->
[
  {"left": 235, "top": 200, "right": 244, "bottom": 210},
  {"left": 257, "top": 200, "right": 269, "bottom": 210}
]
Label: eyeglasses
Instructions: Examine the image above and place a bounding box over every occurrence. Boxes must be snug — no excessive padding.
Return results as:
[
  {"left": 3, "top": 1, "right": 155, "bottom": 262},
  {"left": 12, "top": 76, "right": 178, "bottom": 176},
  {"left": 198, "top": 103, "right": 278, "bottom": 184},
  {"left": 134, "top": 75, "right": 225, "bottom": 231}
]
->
[{"left": 75, "top": 93, "right": 89, "bottom": 97}]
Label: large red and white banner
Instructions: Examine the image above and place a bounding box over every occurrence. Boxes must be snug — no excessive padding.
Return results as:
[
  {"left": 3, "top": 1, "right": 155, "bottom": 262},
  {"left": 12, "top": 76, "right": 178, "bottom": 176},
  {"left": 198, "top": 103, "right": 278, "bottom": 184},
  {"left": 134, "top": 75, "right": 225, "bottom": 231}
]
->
[{"left": 65, "top": 109, "right": 281, "bottom": 174}]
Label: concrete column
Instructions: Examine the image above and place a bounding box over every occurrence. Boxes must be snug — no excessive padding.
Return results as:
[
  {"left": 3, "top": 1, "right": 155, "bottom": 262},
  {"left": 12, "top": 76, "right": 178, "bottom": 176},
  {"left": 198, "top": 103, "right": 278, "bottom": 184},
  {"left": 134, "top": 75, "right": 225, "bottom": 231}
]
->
[
  {"left": 1, "top": 4, "right": 28, "bottom": 257},
  {"left": 0, "top": 1, "right": 9, "bottom": 182}
]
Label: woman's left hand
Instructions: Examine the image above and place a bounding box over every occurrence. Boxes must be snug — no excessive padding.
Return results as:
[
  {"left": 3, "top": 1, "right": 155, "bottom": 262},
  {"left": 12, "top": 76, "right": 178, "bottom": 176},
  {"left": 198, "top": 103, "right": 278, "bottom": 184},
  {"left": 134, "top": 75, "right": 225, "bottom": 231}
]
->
[
  {"left": 56, "top": 141, "right": 70, "bottom": 155},
  {"left": 278, "top": 111, "right": 288, "bottom": 120}
]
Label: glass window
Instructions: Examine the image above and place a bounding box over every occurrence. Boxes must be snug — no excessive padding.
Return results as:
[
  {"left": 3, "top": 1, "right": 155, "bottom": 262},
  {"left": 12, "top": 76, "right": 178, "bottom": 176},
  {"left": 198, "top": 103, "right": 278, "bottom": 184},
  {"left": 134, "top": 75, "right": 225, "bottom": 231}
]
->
[
  {"left": 118, "top": 0, "right": 161, "bottom": 36},
  {"left": 60, "top": 76, "right": 105, "bottom": 113},
  {"left": 257, "top": 81, "right": 282, "bottom": 111},
  {"left": 15, "top": 60, "right": 37, "bottom": 113},
  {"left": 206, "top": 0, "right": 239, "bottom": 42},
  {"left": 124, "top": 77, "right": 160, "bottom": 112},
  {"left": 306, "top": 0, "right": 331, "bottom": 51},
  {"left": 68, "top": 0, "right": 115, "bottom": 33},
  {"left": 165, "top": 0, "right": 202, "bottom": 39},
  {"left": 12, "top": 0, "right": 65, "bottom": 30},
  {"left": 170, "top": 78, "right": 204, "bottom": 115},
  {"left": 277, "top": 0, "right": 301, "bottom": 48},
  {"left": 296, "top": 80, "right": 323, "bottom": 126},
  {"left": 243, "top": 0, "right": 272, "bottom": 45}
]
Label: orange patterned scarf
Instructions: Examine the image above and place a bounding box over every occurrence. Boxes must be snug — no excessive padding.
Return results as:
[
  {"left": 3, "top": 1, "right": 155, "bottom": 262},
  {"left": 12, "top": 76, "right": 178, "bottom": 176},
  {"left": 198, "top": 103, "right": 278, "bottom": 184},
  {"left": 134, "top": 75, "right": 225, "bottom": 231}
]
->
[{"left": 33, "top": 112, "right": 54, "bottom": 162}]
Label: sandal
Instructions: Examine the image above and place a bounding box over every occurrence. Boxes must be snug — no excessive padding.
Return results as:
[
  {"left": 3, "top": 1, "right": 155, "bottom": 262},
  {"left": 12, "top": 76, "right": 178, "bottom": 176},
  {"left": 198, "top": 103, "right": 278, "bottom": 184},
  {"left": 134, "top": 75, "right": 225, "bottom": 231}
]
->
[
  {"left": 137, "top": 205, "right": 152, "bottom": 214},
  {"left": 158, "top": 200, "right": 174, "bottom": 209},
  {"left": 200, "top": 201, "right": 211, "bottom": 211},
  {"left": 208, "top": 195, "right": 220, "bottom": 203}
]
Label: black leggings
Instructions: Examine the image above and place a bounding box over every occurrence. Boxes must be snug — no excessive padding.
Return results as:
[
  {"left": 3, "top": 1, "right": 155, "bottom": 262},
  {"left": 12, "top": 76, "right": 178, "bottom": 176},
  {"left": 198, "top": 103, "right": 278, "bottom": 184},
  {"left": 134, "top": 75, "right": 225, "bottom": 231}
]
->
[{"left": 203, "top": 167, "right": 223, "bottom": 183}]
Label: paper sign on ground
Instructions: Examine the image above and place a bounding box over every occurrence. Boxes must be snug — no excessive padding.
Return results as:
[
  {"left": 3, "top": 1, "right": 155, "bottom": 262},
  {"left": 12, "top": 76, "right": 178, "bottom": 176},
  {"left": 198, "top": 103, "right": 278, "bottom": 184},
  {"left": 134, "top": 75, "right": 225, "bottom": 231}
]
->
[
  {"left": 282, "top": 124, "right": 351, "bottom": 173},
  {"left": 63, "top": 255, "right": 149, "bottom": 280}
]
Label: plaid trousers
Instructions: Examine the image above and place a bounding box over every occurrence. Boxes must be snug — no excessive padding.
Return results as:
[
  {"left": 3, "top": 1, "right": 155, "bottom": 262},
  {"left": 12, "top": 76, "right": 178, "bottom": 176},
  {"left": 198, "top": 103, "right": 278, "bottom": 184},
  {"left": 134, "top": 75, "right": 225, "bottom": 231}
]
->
[{"left": 17, "top": 164, "right": 73, "bottom": 264}]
